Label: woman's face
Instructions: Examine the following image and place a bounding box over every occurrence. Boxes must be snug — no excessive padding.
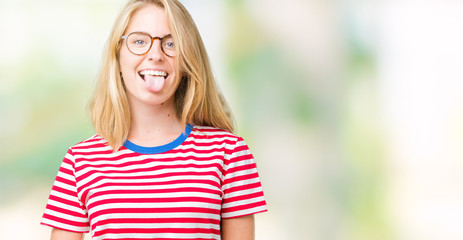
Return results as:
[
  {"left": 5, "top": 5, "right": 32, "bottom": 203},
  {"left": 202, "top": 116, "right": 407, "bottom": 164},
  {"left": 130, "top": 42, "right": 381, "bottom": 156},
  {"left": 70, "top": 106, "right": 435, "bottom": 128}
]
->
[{"left": 119, "top": 5, "right": 179, "bottom": 107}]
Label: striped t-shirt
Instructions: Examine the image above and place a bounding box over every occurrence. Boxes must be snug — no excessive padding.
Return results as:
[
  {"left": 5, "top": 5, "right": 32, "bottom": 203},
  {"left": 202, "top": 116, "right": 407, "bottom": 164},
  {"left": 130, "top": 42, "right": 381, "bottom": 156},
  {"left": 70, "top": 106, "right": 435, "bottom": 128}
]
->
[{"left": 41, "top": 125, "right": 267, "bottom": 239}]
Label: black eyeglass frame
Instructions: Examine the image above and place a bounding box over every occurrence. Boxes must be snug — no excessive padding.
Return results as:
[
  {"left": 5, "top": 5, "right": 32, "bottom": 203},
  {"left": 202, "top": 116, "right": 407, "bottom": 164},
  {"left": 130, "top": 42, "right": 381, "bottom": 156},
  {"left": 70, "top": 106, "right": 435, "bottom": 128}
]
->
[{"left": 121, "top": 32, "right": 175, "bottom": 58}]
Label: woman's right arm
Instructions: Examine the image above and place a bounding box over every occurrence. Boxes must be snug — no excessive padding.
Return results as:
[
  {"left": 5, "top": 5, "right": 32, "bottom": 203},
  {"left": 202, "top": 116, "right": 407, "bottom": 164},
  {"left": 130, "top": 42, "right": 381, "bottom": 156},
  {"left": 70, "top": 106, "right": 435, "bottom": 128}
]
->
[{"left": 51, "top": 228, "right": 84, "bottom": 240}]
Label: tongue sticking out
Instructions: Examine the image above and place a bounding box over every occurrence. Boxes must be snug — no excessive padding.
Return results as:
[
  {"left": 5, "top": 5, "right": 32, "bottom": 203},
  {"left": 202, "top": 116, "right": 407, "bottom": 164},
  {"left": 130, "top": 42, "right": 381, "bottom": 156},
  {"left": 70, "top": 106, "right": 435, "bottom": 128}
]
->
[{"left": 145, "top": 75, "right": 165, "bottom": 92}]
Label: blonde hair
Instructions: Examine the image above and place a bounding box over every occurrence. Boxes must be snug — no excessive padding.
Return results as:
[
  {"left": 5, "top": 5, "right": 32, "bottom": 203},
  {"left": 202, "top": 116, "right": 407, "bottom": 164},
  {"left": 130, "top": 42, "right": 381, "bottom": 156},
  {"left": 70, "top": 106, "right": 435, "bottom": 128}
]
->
[{"left": 90, "top": 0, "right": 234, "bottom": 150}]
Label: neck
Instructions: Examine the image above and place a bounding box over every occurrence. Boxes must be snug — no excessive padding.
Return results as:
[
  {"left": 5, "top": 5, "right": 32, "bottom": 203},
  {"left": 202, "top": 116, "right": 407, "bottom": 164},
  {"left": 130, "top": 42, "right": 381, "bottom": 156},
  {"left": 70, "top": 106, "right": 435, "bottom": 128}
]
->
[{"left": 127, "top": 97, "right": 183, "bottom": 147}]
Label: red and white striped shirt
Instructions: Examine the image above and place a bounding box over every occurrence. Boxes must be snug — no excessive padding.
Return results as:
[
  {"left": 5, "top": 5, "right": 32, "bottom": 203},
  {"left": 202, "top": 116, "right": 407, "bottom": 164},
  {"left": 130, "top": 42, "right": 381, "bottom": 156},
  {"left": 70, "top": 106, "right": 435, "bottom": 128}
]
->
[{"left": 41, "top": 125, "right": 267, "bottom": 239}]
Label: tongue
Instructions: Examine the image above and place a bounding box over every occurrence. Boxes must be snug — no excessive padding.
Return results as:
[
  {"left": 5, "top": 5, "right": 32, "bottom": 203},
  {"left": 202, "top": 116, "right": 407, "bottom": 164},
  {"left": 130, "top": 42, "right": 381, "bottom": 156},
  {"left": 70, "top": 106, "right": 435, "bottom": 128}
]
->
[{"left": 145, "top": 75, "right": 165, "bottom": 92}]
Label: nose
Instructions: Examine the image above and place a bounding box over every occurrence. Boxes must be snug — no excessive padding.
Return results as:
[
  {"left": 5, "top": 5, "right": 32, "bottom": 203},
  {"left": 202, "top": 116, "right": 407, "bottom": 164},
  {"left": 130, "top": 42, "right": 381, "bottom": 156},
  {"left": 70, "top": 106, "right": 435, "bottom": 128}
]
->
[{"left": 146, "top": 39, "right": 164, "bottom": 61}]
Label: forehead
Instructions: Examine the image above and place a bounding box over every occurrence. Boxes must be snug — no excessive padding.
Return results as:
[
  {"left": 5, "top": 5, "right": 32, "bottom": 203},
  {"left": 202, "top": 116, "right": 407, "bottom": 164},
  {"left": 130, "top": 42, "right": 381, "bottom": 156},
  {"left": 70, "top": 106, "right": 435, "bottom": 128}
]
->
[{"left": 125, "top": 4, "right": 170, "bottom": 36}]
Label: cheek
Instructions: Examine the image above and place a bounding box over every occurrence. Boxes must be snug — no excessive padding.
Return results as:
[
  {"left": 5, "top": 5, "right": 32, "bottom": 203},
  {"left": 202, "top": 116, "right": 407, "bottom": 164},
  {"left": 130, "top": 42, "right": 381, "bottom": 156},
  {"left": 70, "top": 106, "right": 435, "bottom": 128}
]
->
[
  {"left": 119, "top": 50, "right": 141, "bottom": 80},
  {"left": 119, "top": 50, "right": 131, "bottom": 72},
  {"left": 167, "top": 59, "right": 179, "bottom": 79}
]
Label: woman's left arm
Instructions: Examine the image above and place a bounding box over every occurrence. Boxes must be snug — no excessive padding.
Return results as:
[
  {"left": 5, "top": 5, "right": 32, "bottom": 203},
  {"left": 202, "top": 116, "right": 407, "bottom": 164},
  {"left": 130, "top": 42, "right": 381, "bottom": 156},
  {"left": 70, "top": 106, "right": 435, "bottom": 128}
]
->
[{"left": 221, "top": 214, "right": 255, "bottom": 240}]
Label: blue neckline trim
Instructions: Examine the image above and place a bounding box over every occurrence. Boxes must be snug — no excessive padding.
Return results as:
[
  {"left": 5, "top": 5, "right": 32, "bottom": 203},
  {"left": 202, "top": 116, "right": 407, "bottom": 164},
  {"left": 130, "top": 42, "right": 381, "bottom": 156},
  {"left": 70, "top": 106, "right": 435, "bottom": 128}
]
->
[{"left": 123, "top": 124, "right": 193, "bottom": 154}]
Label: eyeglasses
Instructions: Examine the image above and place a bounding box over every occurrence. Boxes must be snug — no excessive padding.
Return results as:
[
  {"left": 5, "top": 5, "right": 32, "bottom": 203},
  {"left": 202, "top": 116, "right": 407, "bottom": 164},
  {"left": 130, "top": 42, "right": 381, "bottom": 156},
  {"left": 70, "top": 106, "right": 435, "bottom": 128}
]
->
[{"left": 121, "top": 32, "right": 176, "bottom": 57}]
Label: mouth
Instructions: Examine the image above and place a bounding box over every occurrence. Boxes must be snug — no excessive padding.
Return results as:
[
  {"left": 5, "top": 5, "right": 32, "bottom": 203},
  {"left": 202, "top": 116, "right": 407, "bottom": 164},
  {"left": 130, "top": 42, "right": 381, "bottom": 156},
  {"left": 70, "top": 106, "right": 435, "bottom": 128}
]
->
[{"left": 138, "top": 70, "right": 168, "bottom": 80}]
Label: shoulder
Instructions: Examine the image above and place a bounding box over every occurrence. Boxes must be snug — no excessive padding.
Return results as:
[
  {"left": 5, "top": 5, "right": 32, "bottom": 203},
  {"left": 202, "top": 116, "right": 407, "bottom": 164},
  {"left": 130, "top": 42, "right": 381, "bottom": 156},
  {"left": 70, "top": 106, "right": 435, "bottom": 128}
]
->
[
  {"left": 190, "top": 125, "right": 250, "bottom": 152},
  {"left": 191, "top": 125, "right": 242, "bottom": 141},
  {"left": 67, "top": 134, "right": 111, "bottom": 154}
]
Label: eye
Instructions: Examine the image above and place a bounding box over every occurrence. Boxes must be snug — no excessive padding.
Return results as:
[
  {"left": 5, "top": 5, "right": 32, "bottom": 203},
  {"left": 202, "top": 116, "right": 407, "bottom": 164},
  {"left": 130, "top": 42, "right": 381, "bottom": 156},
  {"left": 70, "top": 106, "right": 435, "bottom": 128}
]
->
[
  {"left": 133, "top": 39, "right": 147, "bottom": 45},
  {"left": 164, "top": 41, "right": 174, "bottom": 48},
  {"left": 161, "top": 35, "right": 175, "bottom": 49}
]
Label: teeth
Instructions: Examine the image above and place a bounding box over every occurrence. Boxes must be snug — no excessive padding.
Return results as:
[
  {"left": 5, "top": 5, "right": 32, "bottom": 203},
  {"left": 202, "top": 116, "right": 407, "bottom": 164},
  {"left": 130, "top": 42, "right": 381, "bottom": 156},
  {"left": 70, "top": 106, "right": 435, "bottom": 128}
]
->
[{"left": 139, "top": 70, "right": 167, "bottom": 77}]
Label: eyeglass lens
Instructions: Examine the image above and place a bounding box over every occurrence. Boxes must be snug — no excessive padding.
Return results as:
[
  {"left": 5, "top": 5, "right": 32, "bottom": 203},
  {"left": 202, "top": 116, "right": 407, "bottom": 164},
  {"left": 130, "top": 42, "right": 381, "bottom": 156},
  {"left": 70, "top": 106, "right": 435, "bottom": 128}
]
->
[{"left": 126, "top": 32, "right": 175, "bottom": 57}]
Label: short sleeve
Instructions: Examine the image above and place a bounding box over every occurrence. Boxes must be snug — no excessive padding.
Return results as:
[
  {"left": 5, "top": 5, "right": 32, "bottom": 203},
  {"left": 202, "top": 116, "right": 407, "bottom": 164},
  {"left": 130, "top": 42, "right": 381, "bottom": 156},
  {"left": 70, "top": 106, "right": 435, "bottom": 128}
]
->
[
  {"left": 221, "top": 137, "right": 268, "bottom": 218},
  {"left": 41, "top": 148, "right": 90, "bottom": 232}
]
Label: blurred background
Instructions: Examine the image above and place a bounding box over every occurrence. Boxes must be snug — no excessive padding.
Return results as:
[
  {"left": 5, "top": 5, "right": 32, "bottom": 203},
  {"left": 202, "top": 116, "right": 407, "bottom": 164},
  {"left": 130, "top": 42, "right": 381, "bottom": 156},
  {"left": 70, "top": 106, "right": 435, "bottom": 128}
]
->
[{"left": 1, "top": 0, "right": 463, "bottom": 239}]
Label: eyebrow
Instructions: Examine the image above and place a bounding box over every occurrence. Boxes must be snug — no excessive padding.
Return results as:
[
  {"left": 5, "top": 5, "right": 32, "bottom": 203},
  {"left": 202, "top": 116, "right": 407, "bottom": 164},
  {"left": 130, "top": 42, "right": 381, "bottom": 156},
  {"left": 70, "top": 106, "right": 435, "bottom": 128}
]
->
[{"left": 127, "top": 31, "right": 172, "bottom": 38}]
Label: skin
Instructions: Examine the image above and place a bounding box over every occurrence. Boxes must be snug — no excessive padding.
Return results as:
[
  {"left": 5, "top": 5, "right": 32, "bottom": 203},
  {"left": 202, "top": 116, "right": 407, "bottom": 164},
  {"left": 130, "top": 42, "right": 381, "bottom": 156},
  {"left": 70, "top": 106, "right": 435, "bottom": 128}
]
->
[
  {"left": 50, "top": 228, "right": 83, "bottom": 240},
  {"left": 221, "top": 215, "right": 255, "bottom": 240},
  {"left": 50, "top": 4, "right": 256, "bottom": 240}
]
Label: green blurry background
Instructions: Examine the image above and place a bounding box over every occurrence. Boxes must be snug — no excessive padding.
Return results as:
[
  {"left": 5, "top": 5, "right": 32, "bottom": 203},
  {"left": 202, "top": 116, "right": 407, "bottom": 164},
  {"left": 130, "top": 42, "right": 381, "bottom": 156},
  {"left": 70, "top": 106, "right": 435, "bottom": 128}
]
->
[{"left": 1, "top": 0, "right": 463, "bottom": 239}]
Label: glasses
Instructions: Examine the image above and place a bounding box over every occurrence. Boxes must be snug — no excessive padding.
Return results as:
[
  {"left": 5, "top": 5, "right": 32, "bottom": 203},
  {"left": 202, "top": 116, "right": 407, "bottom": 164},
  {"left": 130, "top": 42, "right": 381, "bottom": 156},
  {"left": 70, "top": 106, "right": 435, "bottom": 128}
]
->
[{"left": 121, "top": 32, "right": 176, "bottom": 57}]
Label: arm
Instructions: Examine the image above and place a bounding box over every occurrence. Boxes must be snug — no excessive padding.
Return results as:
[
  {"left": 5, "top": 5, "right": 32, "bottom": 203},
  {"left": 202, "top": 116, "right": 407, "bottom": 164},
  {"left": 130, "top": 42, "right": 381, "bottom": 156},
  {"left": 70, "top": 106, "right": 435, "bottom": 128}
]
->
[
  {"left": 221, "top": 215, "right": 255, "bottom": 240},
  {"left": 51, "top": 228, "right": 84, "bottom": 240}
]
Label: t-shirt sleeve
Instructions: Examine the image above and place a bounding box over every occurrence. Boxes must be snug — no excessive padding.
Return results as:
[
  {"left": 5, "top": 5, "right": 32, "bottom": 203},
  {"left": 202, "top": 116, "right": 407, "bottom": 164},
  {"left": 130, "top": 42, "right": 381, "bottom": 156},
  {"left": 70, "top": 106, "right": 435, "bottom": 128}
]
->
[
  {"left": 41, "top": 148, "right": 90, "bottom": 232},
  {"left": 221, "top": 137, "right": 268, "bottom": 218}
]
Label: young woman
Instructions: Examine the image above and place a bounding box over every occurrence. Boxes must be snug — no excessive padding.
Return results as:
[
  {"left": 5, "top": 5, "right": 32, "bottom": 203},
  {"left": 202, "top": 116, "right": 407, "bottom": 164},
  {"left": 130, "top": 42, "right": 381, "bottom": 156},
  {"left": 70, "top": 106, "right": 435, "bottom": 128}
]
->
[{"left": 41, "top": 0, "right": 267, "bottom": 239}]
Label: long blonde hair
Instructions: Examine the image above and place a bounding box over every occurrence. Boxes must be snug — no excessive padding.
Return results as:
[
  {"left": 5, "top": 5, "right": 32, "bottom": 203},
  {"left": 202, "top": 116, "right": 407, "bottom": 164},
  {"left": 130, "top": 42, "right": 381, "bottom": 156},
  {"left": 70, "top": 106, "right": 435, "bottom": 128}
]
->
[{"left": 90, "top": 0, "right": 234, "bottom": 150}]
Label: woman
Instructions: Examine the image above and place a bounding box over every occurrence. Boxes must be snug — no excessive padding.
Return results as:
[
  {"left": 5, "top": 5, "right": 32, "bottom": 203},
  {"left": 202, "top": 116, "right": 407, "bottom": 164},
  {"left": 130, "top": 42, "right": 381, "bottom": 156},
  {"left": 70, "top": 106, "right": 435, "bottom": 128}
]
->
[{"left": 41, "top": 0, "right": 267, "bottom": 239}]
